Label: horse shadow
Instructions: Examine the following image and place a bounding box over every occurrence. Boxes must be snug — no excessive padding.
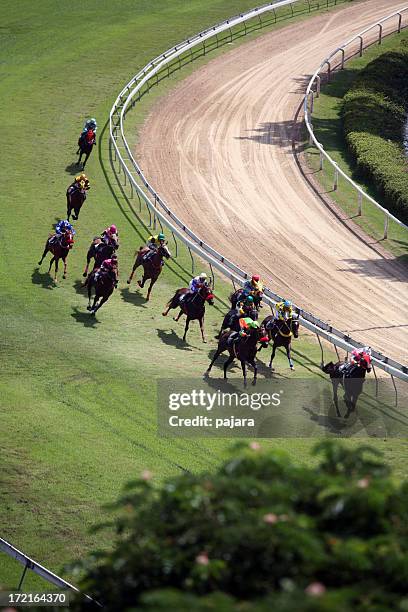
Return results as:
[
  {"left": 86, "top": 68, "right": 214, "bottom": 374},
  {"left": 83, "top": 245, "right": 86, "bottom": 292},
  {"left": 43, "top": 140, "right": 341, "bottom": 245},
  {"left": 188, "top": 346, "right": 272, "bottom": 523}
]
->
[
  {"left": 65, "top": 162, "right": 81, "bottom": 175},
  {"left": 31, "top": 267, "right": 55, "bottom": 290},
  {"left": 73, "top": 279, "right": 86, "bottom": 295},
  {"left": 120, "top": 287, "right": 148, "bottom": 308},
  {"left": 156, "top": 328, "right": 193, "bottom": 351},
  {"left": 70, "top": 306, "right": 100, "bottom": 328}
]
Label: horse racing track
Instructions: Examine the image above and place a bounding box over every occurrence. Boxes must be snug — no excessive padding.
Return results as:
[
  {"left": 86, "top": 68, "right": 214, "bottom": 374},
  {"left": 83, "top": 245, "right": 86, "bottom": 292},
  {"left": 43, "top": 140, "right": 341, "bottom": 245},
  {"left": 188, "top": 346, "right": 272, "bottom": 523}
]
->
[{"left": 1, "top": 0, "right": 407, "bottom": 592}]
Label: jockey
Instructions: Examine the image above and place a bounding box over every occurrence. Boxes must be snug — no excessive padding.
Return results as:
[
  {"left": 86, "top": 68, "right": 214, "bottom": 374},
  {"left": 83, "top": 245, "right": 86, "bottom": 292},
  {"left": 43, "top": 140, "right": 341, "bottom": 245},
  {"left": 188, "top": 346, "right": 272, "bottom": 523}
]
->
[
  {"left": 228, "top": 318, "right": 269, "bottom": 348},
  {"left": 55, "top": 219, "right": 75, "bottom": 235},
  {"left": 82, "top": 118, "right": 97, "bottom": 134},
  {"left": 144, "top": 233, "right": 166, "bottom": 262},
  {"left": 243, "top": 274, "right": 264, "bottom": 297},
  {"left": 101, "top": 224, "right": 118, "bottom": 245},
  {"left": 275, "top": 299, "right": 294, "bottom": 321},
  {"left": 189, "top": 272, "right": 208, "bottom": 292},
  {"left": 350, "top": 346, "right": 372, "bottom": 369},
  {"left": 50, "top": 220, "right": 75, "bottom": 245},
  {"left": 69, "top": 173, "right": 90, "bottom": 193},
  {"left": 97, "top": 255, "right": 118, "bottom": 286},
  {"left": 236, "top": 294, "right": 256, "bottom": 317}
]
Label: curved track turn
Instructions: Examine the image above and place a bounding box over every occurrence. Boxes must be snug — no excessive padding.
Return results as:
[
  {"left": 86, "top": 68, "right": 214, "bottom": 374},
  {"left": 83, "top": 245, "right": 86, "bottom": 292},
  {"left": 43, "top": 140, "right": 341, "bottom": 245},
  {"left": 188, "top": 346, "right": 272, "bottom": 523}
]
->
[{"left": 137, "top": 0, "right": 408, "bottom": 364}]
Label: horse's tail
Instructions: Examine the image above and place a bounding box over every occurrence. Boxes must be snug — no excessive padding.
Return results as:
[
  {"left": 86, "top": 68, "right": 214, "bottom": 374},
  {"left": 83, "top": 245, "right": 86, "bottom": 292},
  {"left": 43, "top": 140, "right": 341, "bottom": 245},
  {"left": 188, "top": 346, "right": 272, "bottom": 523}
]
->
[{"left": 321, "top": 362, "right": 334, "bottom": 373}]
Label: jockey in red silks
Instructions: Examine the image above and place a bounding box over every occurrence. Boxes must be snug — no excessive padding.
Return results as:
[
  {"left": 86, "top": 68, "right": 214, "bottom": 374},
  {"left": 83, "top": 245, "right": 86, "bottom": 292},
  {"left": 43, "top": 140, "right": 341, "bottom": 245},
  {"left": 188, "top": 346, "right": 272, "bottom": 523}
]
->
[
  {"left": 96, "top": 255, "right": 118, "bottom": 286},
  {"left": 101, "top": 224, "right": 118, "bottom": 245},
  {"left": 350, "top": 347, "right": 372, "bottom": 370}
]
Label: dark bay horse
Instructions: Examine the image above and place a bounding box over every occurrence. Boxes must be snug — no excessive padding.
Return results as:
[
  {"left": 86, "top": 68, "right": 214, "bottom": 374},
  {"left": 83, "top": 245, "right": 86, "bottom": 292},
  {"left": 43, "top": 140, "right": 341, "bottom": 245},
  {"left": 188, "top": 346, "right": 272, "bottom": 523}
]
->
[
  {"left": 77, "top": 130, "right": 95, "bottom": 169},
  {"left": 162, "top": 284, "right": 214, "bottom": 342},
  {"left": 83, "top": 237, "right": 119, "bottom": 279},
  {"left": 230, "top": 288, "right": 263, "bottom": 309},
  {"left": 322, "top": 360, "right": 371, "bottom": 418},
  {"left": 205, "top": 326, "right": 269, "bottom": 387},
  {"left": 216, "top": 307, "right": 258, "bottom": 338},
  {"left": 127, "top": 244, "right": 171, "bottom": 301},
  {"left": 66, "top": 186, "right": 87, "bottom": 221},
  {"left": 87, "top": 270, "right": 116, "bottom": 315},
  {"left": 261, "top": 314, "right": 299, "bottom": 370},
  {"left": 38, "top": 231, "right": 74, "bottom": 282}
]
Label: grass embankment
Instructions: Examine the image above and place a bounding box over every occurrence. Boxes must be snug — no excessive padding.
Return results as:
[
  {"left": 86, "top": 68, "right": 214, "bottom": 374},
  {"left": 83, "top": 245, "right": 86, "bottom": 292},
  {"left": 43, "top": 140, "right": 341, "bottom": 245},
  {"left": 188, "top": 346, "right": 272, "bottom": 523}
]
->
[
  {"left": 1, "top": 0, "right": 403, "bottom": 592},
  {"left": 306, "top": 30, "right": 408, "bottom": 261}
]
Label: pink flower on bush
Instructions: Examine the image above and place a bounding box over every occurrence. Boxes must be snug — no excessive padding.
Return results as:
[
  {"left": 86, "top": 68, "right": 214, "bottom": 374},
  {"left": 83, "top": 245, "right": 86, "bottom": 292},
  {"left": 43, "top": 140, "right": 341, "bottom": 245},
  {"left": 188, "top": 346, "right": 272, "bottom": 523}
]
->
[
  {"left": 357, "top": 477, "right": 370, "bottom": 489},
  {"left": 305, "top": 582, "right": 326, "bottom": 596},
  {"left": 249, "top": 442, "right": 261, "bottom": 451},
  {"left": 263, "top": 513, "right": 278, "bottom": 524},
  {"left": 196, "top": 552, "right": 209, "bottom": 565}
]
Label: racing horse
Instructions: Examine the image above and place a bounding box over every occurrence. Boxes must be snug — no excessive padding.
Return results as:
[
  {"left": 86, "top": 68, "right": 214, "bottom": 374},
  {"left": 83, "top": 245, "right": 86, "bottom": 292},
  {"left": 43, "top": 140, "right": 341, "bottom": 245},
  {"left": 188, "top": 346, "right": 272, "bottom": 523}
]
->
[
  {"left": 82, "top": 236, "right": 119, "bottom": 280},
  {"left": 77, "top": 129, "right": 95, "bottom": 169},
  {"left": 127, "top": 244, "right": 171, "bottom": 301},
  {"left": 162, "top": 284, "right": 214, "bottom": 343},
  {"left": 261, "top": 314, "right": 299, "bottom": 370},
  {"left": 216, "top": 307, "right": 258, "bottom": 338},
  {"left": 37, "top": 230, "right": 74, "bottom": 282},
  {"left": 86, "top": 269, "right": 116, "bottom": 315},
  {"left": 66, "top": 184, "right": 89, "bottom": 221},
  {"left": 205, "top": 325, "right": 269, "bottom": 387},
  {"left": 322, "top": 360, "right": 371, "bottom": 419}
]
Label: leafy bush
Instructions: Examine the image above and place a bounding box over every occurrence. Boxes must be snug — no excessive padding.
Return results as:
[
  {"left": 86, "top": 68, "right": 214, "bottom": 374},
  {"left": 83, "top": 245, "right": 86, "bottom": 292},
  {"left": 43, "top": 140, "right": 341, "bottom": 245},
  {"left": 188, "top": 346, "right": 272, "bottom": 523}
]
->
[
  {"left": 70, "top": 442, "right": 408, "bottom": 611},
  {"left": 342, "top": 49, "right": 408, "bottom": 223}
]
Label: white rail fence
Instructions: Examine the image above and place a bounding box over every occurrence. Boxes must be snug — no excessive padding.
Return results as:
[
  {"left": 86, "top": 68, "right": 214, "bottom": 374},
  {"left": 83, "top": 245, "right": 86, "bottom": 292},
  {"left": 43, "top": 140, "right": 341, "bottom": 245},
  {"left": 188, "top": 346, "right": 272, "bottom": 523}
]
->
[
  {"left": 109, "top": 0, "right": 408, "bottom": 385},
  {"left": 0, "top": 537, "right": 98, "bottom": 604},
  {"left": 304, "top": 7, "right": 408, "bottom": 238}
]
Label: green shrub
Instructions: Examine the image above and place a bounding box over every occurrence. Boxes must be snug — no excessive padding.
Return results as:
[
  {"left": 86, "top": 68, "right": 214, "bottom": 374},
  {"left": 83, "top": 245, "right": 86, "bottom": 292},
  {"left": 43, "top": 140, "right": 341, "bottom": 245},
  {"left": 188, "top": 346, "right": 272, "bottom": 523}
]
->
[
  {"left": 342, "top": 50, "right": 408, "bottom": 223},
  {"left": 69, "top": 442, "right": 408, "bottom": 611}
]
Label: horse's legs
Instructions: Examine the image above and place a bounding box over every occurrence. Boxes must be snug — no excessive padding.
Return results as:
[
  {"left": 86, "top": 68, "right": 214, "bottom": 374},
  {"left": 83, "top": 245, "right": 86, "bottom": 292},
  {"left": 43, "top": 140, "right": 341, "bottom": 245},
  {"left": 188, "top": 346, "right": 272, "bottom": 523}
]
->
[
  {"left": 48, "top": 256, "right": 55, "bottom": 274},
  {"left": 87, "top": 282, "right": 93, "bottom": 310},
  {"left": 38, "top": 244, "right": 49, "bottom": 266},
  {"left": 146, "top": 278, "right": 156, "bottom": 302},
  {"left": 127, "top": 261, "right": 139, "bottom": 285},
  {"left": 182, "top": 317, "right": 191, "bottom": 342},
  {"left": 269, "top": 343, "right": 277, "bottom": 369},
  {"left": 82, "top": 151, "right": 90, "bottom": 169},
  {"left": 53, "top": 258, "right": 59, "bottom": 282},
  {"left": 223, "top": 355, "right": 234, "bottom": 380},
  {"left": 333, "top": 380, "right": 341, "bottom": 418},
  {"left": 198, "top": 316, "right": 206, "bottom": 343},
  {"left": 248, "top": 358, "right": 258, "bottom": 386},
  {"left": 77, "top": 150, "right": 83, "bottom": 166},
  {"left": 241, "top": 360, "right": 248, "bottom": 388},
  {"left": 138, "top": 273, "right": 146, "bottom": 289},
  {"left": 286, "top": 343, "right": 294, "bottom": 370},
  {"left": 174, "top": 309, "right": 184, "bottom": 322},
  {"left": 205, "top": 349, "right": 222, "bottom": 375},
  {"left": 62, "top": 256, "right": 67, "bottom": 280},
  {"left": 92, "top": 295, "right": 109, "bottom": 314}
]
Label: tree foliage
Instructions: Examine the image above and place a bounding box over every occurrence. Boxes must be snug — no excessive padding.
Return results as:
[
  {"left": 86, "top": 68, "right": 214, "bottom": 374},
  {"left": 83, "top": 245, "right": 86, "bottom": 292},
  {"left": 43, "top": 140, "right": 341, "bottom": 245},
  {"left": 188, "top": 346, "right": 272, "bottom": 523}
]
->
[{"left": 70, "top": 441, "right": 408, "bottom": 611}]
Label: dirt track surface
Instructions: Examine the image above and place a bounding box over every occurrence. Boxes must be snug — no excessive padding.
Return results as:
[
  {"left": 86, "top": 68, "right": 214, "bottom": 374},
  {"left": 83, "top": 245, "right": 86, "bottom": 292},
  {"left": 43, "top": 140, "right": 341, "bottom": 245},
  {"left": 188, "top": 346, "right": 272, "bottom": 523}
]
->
[{"left": 137, "top": 0, "right": 408, "bottom": 365}]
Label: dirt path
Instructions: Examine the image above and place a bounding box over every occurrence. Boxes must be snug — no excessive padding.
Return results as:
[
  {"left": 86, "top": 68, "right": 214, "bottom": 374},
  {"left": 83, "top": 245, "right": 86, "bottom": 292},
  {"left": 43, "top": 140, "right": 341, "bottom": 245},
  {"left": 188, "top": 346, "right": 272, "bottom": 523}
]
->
[{"left": 137, "top": 0, "right": 408, "bottom": 364}]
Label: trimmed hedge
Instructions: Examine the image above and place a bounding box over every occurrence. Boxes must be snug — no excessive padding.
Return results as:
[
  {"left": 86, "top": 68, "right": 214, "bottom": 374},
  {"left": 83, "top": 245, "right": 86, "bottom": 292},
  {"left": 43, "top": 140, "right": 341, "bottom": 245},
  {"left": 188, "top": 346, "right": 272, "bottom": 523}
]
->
[
  {"left": 68, "top": 442, "right": 408, "bottom": 611},
  {"left": 342, "top": 48, "right": 408, "bottom": 224}
]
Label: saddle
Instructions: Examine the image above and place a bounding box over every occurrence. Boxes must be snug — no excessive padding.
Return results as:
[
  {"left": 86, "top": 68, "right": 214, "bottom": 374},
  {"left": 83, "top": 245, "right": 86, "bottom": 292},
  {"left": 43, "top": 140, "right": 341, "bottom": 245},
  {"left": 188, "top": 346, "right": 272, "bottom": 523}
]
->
[
  {"left": 338, "top": 363, "right": 359, "bottom": 378},
  {"left": 227, "top": 331, "right": 241, "bottom": 347}
]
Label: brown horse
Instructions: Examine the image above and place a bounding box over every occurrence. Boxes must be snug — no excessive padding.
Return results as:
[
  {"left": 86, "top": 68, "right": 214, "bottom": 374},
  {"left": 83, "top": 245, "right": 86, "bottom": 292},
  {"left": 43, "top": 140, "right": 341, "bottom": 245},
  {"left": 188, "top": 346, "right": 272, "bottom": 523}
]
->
[
  {"left": 87, "top": 269, "right": 116, "bottom": 315},
  {"left": 322, "top": 360, "right": 371, "bottom": 418},
  {"left": 205, "top": 326, "right": 269, "bottom": 387},
  {"left": 38, "top": 231, "right": 74, "bottom": 282},
  {"left": 216, "top": 307, "right": 258, "bottom": 338},
  {"left": 162, "top": 284, "right": 214, "bottom": 342},
  {"left": 66, "top": 186, "right": 87, "bottom": 221},
  {"left": 83, "top": 237, "right": 119, "bottom": 279},
  {"left": 77, "top": 130, "right": 95, "bottom": 169},
  {"left": 261, "top": 314, "right": 299, "bottom": 370},
  {"left": 127, "top": 244, "right": 171, "bottom": 301}
]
